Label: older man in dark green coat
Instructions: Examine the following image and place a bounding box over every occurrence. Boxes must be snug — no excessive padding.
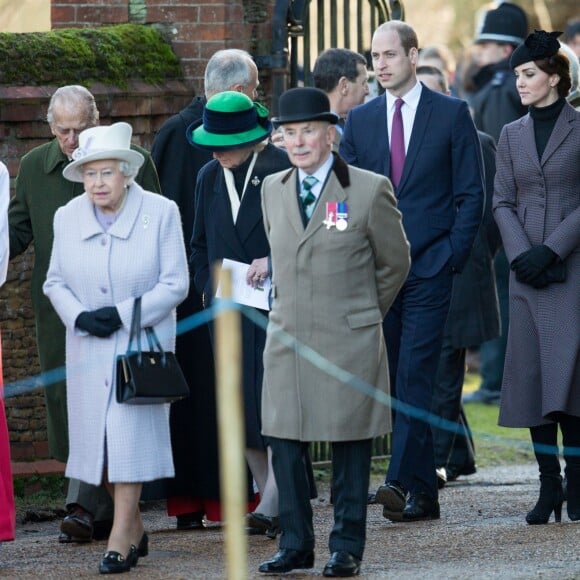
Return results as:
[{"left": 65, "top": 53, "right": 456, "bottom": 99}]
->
[{"left": 9, "top": 85, "right": 160, "bottom": 543}]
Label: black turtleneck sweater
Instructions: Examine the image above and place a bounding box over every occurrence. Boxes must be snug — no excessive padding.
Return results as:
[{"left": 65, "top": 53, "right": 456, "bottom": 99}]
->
[{"left": 529, "top": 97, "right": 566, "bottom": 159}]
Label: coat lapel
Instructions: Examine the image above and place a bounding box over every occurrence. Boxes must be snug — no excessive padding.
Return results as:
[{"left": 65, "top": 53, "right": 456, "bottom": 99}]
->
[
  {"left": 519, "top": 115, "right": 542, "bottom": 171},
  {"left": 236, "top": 153, "right": 269, "bottom": 245},
  {"left": 397, "top": 88, "right": 432, "bottom": 194},
  {"left": 541, "top": 104, "right": 574, "bottom": 167},
  {"left": 78, "top": 193, "right": 105, "bottom": 240},
  {"left": 280, "top": 167, "right": 306, "bottom": 238},
  {"left": 211, "top": 168, "right": 249, "bottom": 259}
]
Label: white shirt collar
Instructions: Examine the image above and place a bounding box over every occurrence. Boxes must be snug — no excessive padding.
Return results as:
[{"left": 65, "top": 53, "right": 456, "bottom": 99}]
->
[
  {"left": 298, "top": 153, "right": 334, "bottom": 197},
  {"left": 385, "top": 80, "right": 422, "bottom": 111}
]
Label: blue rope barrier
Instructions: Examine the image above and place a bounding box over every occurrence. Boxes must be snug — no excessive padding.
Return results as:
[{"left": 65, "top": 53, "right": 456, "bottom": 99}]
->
[{"left": 3, "top": 299, "right": 578, "bottom": 457}]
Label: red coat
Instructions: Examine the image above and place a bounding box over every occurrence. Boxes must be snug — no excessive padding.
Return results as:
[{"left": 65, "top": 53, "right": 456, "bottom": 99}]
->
[{"left": 0, "top": 341, "right": 15, "bottom": 542}]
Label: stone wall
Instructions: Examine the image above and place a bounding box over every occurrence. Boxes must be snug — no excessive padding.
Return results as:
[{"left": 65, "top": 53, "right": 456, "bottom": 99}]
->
[{"left": 0, "top": 81, "right": 192, "bottom": 459}]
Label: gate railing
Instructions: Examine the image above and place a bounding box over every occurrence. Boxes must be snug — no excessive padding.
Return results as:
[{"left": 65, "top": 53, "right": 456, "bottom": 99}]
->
[{"left": 259, "top": 0, "right": 406, "bottom": 116}]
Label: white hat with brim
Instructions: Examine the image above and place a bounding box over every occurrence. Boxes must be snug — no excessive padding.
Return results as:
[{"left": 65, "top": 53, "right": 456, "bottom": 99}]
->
[{"left": 63, "top": 122, "right": 145, "bottom": 183}]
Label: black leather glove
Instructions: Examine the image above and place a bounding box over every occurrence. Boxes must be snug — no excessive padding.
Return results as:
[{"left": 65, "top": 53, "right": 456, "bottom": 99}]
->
[
  {"left": 511, "top": 245, "right": 557, "bottom": 284},
  {"left": 76, "top": 307, "right": 122, "bottom": 338}
]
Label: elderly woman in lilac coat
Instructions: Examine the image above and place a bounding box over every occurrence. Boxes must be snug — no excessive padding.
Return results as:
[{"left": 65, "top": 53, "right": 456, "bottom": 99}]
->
[
  {"left": 44, "top": 123, "right": 188, "bottom": 573},
  {"left": 493, "top": 31, "right": 580, "bottom": 526}
]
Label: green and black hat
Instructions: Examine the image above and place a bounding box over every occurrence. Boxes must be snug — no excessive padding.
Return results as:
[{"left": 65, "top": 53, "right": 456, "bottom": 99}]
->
[{"left": 187, "top": 91, "right": 272, "bottom": 152}]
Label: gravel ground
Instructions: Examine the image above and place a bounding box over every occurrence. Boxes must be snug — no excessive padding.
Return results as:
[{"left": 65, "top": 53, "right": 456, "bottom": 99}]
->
[{"left": 2, "top": 463, "right": 580, "bottom": 579}]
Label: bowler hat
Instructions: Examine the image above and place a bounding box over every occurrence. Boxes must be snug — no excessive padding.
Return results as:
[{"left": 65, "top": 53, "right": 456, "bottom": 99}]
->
[
  {"left": 272, "top": 87, "right": 339, "bottom": 125},
  {"left": 510, "top": 30, "right": 562, "bottom": 69},
  {"left": 63, "top": 122, "right": 144, "bottom": 183},
  {"left": 475, "top": 2, "right": 528, "bottom": 46},
  {"left": 187, "top": 91, "right": 272, "bottom": 152}
]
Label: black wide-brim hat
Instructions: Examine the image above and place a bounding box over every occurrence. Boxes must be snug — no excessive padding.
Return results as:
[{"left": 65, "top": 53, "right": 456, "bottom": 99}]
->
[
  {"left": 272, "top": 87, "right": 339, "bottom": 125},
  {"left": 187, "top": 91, "right": 272, "bottom": 152},
  {"left": 510, "top": 30, "right": 562, "bottom": 69}
]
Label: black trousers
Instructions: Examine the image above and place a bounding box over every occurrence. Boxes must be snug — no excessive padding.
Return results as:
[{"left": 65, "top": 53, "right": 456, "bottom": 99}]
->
[
  {"left": 431, "top": 337, "right": 475, "bottom": 471},
  {"left": 270, "top": 437, "right": 372, "bottom": 559}
]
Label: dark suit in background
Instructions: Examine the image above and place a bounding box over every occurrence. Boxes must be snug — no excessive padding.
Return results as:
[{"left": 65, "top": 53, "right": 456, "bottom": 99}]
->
[
  {"left": 431, "top": 131, "right": 501, "bottom": 480},
  {"left": 151, "top": 97, "right": 222, "bottom": 520},
  {"left": 341, "top": 63, "right": 483, "bottom": 511}
]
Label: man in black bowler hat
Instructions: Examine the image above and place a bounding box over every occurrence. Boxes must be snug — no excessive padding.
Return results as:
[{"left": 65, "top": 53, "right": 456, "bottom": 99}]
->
[{"left": 258, "top": 87, "right": 410, "bottom": 577}]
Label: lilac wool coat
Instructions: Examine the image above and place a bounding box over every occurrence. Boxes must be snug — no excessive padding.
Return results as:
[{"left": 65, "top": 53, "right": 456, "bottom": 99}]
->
[
  {"left": 493, "top": 102, "right": 580, "bottom": 428},
  {"left": 43, "top": 183, "right": 189, "bottom": 484}
]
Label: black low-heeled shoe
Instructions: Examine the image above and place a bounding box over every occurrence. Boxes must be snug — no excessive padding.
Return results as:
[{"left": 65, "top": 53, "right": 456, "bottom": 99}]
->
[
  {"left": 98, "top": 549, "right": 133, "bottom": 574},
  {"left": 128, "top": 533, "right": 147, "bottom": 568}
]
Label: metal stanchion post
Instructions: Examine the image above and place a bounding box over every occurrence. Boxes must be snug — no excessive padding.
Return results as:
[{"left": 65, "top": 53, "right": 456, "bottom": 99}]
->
[{"left": 213, "top": 265, "right": 247, "bottom": 580}]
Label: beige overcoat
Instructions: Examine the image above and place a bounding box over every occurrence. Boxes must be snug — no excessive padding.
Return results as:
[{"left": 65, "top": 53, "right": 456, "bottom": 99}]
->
[{"left": 261, "top": 155, "right": 410, "bottom": 442}]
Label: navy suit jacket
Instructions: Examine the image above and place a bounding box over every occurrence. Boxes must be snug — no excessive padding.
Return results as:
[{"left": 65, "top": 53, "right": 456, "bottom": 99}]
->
[{"left": 340, "top": 84, "right": 484, "bottom": 278}]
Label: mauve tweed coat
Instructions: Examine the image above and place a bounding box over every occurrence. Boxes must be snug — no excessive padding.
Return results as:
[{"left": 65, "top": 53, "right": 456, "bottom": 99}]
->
[
  {"left": 493, "top": 102, "right": 580, "bottom": 428},
  {"left": 43, "top": 183, "right": 189, "bottom": 485}
]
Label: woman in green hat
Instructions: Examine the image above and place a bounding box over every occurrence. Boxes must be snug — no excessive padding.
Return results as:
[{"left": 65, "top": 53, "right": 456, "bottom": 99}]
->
[{"left": 189, "top": 91, "right": 291, "bottom": 535}]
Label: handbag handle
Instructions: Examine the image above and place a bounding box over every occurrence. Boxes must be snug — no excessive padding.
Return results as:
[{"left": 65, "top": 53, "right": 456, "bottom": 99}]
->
[
  {"left": 127, "top": 297, "right": 143, "bottom": 356},
  {"left": 126, "top": 297, "right": 168, "bottom": 367}
]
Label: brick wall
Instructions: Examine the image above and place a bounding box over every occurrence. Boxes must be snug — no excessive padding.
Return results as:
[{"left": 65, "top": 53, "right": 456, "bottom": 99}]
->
[
  {"left": 50, "top": 1, "right": 261, "bottom": 97},
  {"left": 2, "top": 0, "right": 277, "bottom": 462},
  {"left": 0, "top": 81, "right": 192, "bottom": 459}
]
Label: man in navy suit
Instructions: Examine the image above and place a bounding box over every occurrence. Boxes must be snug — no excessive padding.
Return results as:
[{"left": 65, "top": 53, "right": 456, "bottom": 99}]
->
[{"left": 340, "top": 20, "right": 484, "bottom": 521}]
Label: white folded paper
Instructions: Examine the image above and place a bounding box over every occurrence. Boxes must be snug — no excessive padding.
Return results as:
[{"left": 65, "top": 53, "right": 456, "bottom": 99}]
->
[{"left": 215, "top": 258, "right": 271, "bottom": 311}]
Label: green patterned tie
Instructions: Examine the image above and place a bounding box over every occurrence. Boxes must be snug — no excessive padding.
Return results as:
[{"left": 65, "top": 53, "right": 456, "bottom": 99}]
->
[{"left": 301, "top": 175, "right": 318, "bottom": 219}]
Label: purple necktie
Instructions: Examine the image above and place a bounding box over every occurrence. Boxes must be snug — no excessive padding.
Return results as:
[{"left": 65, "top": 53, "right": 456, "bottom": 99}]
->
[{"left": 390, "top": 98, "right": 405, "bottom": 188}]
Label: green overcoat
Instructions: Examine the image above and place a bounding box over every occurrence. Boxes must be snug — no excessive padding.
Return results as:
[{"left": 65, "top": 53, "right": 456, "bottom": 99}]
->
[{"left": 9, "top": 138, "right": 161, "bottom": 461}]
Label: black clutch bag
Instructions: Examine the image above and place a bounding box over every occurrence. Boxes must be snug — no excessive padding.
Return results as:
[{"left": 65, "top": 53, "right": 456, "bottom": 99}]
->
[{"left": 116, "top": 297, "right": 189, "bottom": 405}]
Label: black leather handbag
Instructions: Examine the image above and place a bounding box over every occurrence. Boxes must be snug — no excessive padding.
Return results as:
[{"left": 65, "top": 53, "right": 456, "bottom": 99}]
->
[{"left": 116, "top": 297, "right": 189, "bottom": 405}]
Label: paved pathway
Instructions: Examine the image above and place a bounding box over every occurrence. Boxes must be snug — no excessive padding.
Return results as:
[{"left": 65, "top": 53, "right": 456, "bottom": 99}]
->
[{"left": 2, "top": 464, "right": 580, "bottom": 578}]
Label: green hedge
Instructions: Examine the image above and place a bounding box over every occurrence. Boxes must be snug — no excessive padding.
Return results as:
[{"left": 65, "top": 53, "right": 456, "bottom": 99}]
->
[{"left": 0, "top": 24, "right": 181, "bottom": 87}]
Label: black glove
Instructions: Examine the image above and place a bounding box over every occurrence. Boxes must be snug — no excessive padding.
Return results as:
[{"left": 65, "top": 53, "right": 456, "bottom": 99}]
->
[
  {"left": 511, "top": 245, "right": 557, "bottom": 284},
  {"left": 76, "top": 307, "right": 122, "bottom": 338}
]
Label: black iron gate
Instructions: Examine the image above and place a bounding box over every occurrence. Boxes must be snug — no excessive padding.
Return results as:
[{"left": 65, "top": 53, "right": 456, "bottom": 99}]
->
[{"left": 260, "top": 0, "right": 406, "bottom": 115}]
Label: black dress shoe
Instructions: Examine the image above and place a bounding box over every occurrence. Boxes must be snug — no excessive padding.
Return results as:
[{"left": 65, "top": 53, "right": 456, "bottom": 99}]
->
[
  {"left": 258, "top": 548, "right": 315, "bottom": 574},
  {"left": 58, "top": 531, "right": 91, "bottom": 543},
  {"left": 176, "top": 511, "right": 205, "bottom": 530},
  {"left": 376, "top": 481, "right": 407, "bottom": 520},
  {"left": 401, "top": 492, "right": 440, "bottom": 522},
  {"left": 323, "top": 551, "right": 361, "bottom": 577},
  {"left": 247, "top": 512, "right": 280, "bottom": 539},
  {"left": 446, "top": 464, "right": 477, "bottom": 482},
  {"left": 60, "top": 505, "right": 94, "bottom": 541},
  {"left": 98, "top": 548, "right": 135, "bottom": 574}
]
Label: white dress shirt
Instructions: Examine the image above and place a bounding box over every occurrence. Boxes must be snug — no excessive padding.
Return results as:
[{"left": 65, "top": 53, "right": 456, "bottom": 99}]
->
[{"left": 385, "top": 81, "right": 423, "bottom": 153}]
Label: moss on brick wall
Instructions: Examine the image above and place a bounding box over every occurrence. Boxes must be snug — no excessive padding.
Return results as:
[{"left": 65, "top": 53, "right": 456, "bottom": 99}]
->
[{"left": 0, "top": 24, "right": 180, "bottom": 88}]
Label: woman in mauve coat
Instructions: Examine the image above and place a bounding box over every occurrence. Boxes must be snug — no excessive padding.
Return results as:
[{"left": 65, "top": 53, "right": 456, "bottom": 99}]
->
[
  {"left": 43, "top": 123, "right": 188, "bottom": 573},
  {"left": 493, "top": 31, "right": 580, "bottom": 526},
  {"left": 0, "top": 161, "right": 15, "bottom": 543}
]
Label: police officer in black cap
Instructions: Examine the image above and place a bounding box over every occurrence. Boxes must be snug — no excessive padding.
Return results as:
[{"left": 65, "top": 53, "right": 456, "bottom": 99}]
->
[{"left": 471, "top": 2, "right": 529, "bottom": 141}]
